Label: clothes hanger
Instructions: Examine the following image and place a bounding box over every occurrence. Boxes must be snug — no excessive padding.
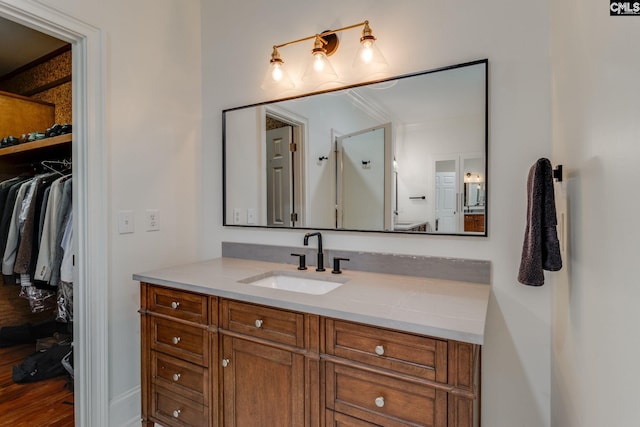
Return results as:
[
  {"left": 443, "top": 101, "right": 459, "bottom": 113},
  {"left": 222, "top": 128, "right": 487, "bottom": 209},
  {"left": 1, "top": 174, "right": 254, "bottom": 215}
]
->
[{"left": 41, "top": 159, "right": 72, "bottom": 176}]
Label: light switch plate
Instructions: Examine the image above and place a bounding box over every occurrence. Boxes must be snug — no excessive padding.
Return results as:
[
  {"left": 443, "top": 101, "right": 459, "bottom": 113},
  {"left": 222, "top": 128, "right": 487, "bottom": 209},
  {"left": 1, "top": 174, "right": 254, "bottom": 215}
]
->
[
  {"left": 247, "top": 209, "right": 256, "bottom": 224},
  {"left": 233, "top": 208, "right": 242, "bottom": 225},
  {"left": 118, "top": 210, "right": 134, "bottom": 234}
]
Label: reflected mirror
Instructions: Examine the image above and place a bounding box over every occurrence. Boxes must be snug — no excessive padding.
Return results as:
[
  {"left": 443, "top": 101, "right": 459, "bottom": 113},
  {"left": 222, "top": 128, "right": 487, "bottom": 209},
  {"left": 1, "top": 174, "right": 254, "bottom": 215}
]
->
[{"left": 223, "top": 59, "right": 488, "bottom": 235}]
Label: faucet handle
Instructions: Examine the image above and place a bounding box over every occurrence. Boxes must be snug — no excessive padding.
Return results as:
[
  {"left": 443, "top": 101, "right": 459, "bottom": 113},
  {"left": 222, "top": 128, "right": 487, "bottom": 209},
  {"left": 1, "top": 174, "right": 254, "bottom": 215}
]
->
[
  {"left": 291, "top": 253, "right": 307, "bottom": 270},
  {"left": 331, "top": 257, "right": 350, "bottom": 274}
]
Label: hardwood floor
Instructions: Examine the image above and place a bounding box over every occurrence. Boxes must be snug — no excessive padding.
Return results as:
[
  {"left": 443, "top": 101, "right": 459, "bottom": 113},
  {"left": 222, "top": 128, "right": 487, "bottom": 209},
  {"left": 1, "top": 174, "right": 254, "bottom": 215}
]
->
[
  {"left": 0, "top": 282, "right": 53, "bottom": 327},
  {"left": 0, "top": 344, "right": 74, "bottom": 426},
  {"left": 1, "top": 279, "right": 74, "bottom": 426}
]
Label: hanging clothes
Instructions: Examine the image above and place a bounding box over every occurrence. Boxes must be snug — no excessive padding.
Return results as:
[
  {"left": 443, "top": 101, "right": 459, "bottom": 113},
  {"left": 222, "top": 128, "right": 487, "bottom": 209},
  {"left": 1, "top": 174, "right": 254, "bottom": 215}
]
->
[
  {"left": 2, "top": 179, "right": 32, "bottom": 283},
  {"left": 57, "top": 211, "right": 74, "bottom": 323},
  {"left": 0, "top": 167, "right": 74, "bottom": 316},
  {"left": 15, "top": 173, "right": 57, "bottom": 286},
  {"left": 34, "top": 175, "right": 70, "bottom": 284},
  {"left": 0, "top": 177, "right": 30, "bottom": 268}
]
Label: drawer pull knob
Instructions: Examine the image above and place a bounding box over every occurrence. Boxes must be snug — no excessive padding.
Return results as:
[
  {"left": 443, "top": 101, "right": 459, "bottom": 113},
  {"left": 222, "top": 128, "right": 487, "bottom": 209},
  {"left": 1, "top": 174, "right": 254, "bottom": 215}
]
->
[
  {"left": 171, "top": 301, "right": 180, "bottom": 309},
  {"left": 222, "top": 358, "right": 230, "bottom": 367},
  {"left": 172, "top": 373, "right": 181, "bottom": 382},
  {"left": 374, "top": 345, "right": 385, "bottom": 356},
  {"left": 172, "top": 336, "right": 181, "bottom": 345},
  {"left": 173, "top": 409, "right": 181, "bottom": 418},
  {"left": 375, "top": 396, "right": 385, "bottom": 408},
  {"left": 255, "top": 319, "right": 264, "bottom": 328}
]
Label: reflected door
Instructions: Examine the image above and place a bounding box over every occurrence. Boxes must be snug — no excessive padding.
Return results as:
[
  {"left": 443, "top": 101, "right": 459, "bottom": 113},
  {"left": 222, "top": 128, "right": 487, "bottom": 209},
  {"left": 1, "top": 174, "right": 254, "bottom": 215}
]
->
[
  {"left": 435, "top": 171, "right": 457, "bottom": 232},
  {"left": 336, "top": 125, "right": 391, "bottom": 230},
  {"left": 266, "top": 126, "right": 293, "bottom": 227}
]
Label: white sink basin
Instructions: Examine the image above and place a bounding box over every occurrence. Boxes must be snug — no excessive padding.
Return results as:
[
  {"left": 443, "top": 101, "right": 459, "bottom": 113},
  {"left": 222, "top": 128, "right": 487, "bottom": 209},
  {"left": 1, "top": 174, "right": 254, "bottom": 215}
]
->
[{"left": 239, "top": 270, "right": 348, "bottom": 295}]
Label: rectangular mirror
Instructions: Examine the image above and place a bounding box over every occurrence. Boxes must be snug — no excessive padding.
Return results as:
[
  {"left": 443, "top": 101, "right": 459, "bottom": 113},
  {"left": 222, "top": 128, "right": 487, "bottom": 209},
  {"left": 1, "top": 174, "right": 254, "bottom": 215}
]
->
[{"left": 223, "top": 59, "right": 488, "bottom": 235}]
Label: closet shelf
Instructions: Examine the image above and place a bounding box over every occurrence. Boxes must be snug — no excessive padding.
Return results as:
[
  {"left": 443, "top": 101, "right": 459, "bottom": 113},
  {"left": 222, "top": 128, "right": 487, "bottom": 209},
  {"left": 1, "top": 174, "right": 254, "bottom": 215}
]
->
[{"left": 0, "top": 133, "right": 71, "bottom": 157}]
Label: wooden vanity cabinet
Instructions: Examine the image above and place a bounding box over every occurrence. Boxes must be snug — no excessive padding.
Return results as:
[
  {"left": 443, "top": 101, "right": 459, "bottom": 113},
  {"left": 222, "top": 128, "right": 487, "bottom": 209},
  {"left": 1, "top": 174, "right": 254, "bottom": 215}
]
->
[
  {"left": 140, "top": 283, "right": 479, "bottom": 427},
  {"left": 463, "top": 214, "right": 485, "bottom": 233}
]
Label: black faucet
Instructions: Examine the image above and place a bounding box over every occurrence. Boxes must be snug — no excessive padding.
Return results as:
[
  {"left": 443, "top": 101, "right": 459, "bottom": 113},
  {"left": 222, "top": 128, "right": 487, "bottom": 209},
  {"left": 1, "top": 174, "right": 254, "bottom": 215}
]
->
[{"left": 303, "top": 232, "right": 325, "bottom": 272}]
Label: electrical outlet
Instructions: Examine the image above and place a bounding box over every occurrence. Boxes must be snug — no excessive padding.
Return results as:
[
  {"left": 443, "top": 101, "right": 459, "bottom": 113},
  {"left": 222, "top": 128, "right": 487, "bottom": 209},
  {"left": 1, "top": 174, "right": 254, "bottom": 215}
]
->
[
  {"left": 247, "top": 209, "right": 256, "bottom": 224},
  {"left": 233, "top": 208, "right": 242, "bottom": 224},
  {"left": 145, "top": 209, "right": 160, "bottom": 231},
  {"left": 118, "top": 210, "right": 134, "bottom": 234}
]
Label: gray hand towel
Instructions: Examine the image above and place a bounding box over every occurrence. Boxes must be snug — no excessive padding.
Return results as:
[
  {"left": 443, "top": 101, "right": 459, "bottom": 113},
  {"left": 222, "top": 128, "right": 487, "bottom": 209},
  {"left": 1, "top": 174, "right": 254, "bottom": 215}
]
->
[{"left": 518, "top": 158, "right": 562, "bottom": 286}]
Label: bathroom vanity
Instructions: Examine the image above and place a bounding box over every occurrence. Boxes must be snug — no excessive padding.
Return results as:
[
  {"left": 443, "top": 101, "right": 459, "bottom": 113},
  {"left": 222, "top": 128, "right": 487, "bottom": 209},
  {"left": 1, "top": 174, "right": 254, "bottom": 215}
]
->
[{"left": 136, "top": 256, "right": 490, "bottom": 427}]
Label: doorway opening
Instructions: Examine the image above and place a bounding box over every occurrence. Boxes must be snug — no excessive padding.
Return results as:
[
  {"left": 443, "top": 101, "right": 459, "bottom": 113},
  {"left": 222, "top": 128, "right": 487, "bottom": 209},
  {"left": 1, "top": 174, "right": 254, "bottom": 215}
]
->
[
  {"left": 0, "top": 3, "right": 109, "bottom": 426},
  {"left": 0, "top": 16, "right": 74, "bottom": 425}
]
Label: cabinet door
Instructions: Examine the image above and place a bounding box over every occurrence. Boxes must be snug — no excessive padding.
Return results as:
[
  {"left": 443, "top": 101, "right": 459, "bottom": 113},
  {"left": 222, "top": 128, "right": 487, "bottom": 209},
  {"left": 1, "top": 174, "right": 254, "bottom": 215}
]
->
[{"left": 221, "top": 335, "right": 305, "bottom": 427}]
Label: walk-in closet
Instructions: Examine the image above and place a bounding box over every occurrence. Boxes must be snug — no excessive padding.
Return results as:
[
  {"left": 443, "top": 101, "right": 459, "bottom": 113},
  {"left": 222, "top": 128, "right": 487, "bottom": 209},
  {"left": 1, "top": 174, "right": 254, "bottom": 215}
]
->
[{"left": 0, "top": 17, "right": 75, "bottom": 426}]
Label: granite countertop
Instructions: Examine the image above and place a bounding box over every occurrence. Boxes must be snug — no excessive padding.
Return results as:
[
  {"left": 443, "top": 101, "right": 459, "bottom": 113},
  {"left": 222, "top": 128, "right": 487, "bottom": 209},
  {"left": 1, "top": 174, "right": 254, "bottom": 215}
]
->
[{"left": 133, "top": 257, "right": 491, "bottom": 345}]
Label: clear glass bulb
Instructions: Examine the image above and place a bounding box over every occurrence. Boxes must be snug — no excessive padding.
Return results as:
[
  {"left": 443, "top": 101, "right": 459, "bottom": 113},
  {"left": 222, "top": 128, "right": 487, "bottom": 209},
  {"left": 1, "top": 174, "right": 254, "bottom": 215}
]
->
[
  {"left": 353, "top": 38, "right": 388, "bottom": 78},
  {"left": 360, "top": 40, "right": 374, "bottom": 64},
  {"left": 302, "top": 42, "right": 338, "bottom": 86},
  {"left": 262, "top": 57, "right": 294, "bottom": 90},
  {"left": 271, "top": 63, "right": 283, "bottom": 82},
  {"left": 313, "top": 53, "right": 326, "bottom": 72}
]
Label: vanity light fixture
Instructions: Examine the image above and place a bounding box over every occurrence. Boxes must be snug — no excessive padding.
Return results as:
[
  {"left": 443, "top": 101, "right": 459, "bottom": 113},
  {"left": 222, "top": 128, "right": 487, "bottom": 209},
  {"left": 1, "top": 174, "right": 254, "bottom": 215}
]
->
[
  {"left": 465, "top": 172, "right": 484, "bottom": 183},
  {"left": 262, "top": 20, "right": 387, "bottom": 90}
]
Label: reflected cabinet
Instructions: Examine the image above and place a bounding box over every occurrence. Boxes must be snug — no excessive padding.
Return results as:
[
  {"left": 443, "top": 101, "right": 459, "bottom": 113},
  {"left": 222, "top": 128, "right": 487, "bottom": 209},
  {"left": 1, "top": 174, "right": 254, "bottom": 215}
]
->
[{"left": 140, "top": 282, "right": 481, "bottom": 426}]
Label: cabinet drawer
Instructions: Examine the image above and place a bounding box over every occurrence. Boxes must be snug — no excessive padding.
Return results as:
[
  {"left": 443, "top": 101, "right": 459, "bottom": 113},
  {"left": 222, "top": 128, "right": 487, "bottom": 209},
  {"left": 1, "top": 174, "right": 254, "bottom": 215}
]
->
[
  {"left": 325, "top": 363, "right": 447, "bottom": 427},
  {"left": 325, "top": 319, "right": 447, "bottom": 383},
  {"left": 152, "top": 384, "right": 208, "bottom": 427},
  {"left": 151, "top": 316, "right": 208, "bottom": 366},
  {"left": 221, "top": 299, "right": 304, "bottom": 348},
  {"left": 152, "top": 351, "right": 209, "bottom": 404},
  {"left": 326, "top": 409, "right": 381, "bottom": 426},
  {"left": 148, "top": 285, "right": 208, "bottom": 324}
]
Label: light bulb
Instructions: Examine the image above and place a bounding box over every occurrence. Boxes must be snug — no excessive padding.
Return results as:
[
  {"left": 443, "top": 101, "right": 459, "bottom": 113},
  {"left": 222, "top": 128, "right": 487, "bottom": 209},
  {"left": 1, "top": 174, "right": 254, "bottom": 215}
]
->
[
  {"left": 353, "top": 21, "right": 388, "bottom": 77},
  {"left": 262, "top": 47, "right": 294, "bottom": 90},
  {"left": 360, "top": 40, "right": 374, "bottom": 64},
  {"left": 271, "top": 63, "right": 283, "bottom": 82},
  {"left": 313, "top": 53, "right": 325, "bottom": 72}
]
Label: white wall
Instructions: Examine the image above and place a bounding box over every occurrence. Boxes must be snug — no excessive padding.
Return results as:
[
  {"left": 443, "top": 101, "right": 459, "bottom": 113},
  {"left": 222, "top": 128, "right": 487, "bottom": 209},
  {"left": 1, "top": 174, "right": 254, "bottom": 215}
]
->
[
  {"left": 550, "top": 0, "right": 640, "bottom": 425},
  {"left": 203, "top": 1, "right": 552, "bottom": 426},
  {"left": 225, "top": 107, "right": 262, "bottom": 224}
]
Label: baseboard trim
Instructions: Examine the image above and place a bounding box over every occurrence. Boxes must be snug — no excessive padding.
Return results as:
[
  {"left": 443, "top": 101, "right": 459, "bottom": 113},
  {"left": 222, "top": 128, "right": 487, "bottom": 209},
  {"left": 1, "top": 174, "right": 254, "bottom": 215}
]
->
[{"left": 110, "top": 386, "right": 141, "bottom": 427}]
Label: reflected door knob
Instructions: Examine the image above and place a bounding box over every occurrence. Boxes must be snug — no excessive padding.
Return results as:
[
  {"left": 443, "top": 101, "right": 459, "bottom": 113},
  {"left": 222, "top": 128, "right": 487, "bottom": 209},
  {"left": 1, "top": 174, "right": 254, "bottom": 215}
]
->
[
  {"left": 173, "top": 409, "right": 181, "bottom": 418},
  {"left": 375, "top": 345, "right": 385, "bottom": 356},
  {"left": 172, "top": 373, "right": 181, "bottom": 382},
  {"left": 375, "top": 396, "right": 385, "bottom": 408},
  {"left": 172, "top": 336, "right": 181, "bottom": 345},
  {"left": 171, "top": 301, "right": 180, "bottom": 309},
  {"left": 222, "top": 358, "right": 230, "bottom": 368}
]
